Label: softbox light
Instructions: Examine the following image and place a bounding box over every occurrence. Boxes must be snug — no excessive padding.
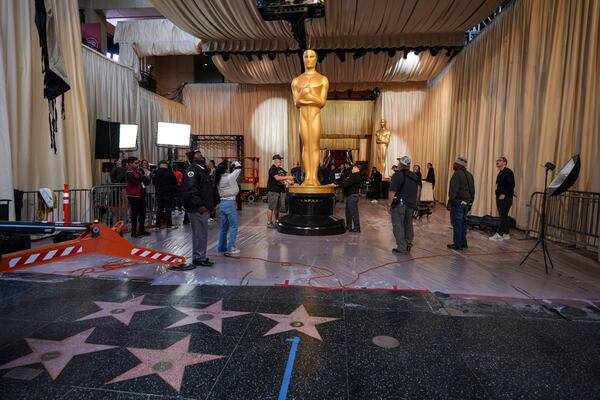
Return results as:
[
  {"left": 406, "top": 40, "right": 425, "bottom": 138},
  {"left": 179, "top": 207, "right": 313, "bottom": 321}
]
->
[
  {"left": 119, "top": 124, "right": 138, "bottom": 150},
  {"left": 546, "top": 154, "right": 580, "bottom": 197},
  {"left": 156, "top": 122, "right": 191, "bottom": 148}
]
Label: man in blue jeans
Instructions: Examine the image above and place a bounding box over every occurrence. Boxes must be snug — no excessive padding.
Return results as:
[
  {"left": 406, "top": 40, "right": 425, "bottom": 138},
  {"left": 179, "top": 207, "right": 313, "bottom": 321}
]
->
[{"left": 447, "top": 156, "right": 475, "bottom": 250}]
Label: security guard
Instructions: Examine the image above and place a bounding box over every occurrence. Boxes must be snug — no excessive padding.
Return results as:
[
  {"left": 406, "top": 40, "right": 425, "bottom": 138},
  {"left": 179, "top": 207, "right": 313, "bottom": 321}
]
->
[{"left": 183, "top": 150, "right": 215, "bottom": 266}]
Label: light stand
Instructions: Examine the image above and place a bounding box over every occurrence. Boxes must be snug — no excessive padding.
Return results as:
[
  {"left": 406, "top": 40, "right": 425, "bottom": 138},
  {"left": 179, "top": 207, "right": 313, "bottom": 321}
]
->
[{"left": 520, "top": 162, "right": 556, "bottom": 274}]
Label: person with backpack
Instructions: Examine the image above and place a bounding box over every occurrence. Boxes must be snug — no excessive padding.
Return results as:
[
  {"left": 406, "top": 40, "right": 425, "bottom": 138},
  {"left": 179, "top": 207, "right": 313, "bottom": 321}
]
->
[
  {"left": 388, "top": 156, "right": 422, "bottom": 254},
  {"left": 216, "top": 160, "right": 243, "bottom": 255}
]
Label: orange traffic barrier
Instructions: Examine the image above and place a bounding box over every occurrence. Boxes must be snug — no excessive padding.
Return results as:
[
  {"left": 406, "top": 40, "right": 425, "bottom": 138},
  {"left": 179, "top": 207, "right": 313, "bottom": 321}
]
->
[{"left": 0, "top": 221, "right": 186, "bottom": 273}]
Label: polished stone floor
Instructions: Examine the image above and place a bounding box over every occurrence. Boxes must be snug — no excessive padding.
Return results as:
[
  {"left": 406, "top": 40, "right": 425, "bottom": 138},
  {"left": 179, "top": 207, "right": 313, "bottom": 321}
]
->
[{"left": 0, "top": 277, "right": 599, "bottom": 400}]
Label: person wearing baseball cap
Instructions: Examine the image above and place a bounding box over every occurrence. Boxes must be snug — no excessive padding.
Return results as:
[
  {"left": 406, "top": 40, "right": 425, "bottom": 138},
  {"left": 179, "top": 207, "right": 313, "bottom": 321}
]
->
[
  {"left": 266, "top": 154, "right": 294, "bottom": 228},
  {"left": 388, "top": 156, "right": 421, "bottom": 254},
  {"left": 447, "top": 156, "right": 475, "bottom": 250}
]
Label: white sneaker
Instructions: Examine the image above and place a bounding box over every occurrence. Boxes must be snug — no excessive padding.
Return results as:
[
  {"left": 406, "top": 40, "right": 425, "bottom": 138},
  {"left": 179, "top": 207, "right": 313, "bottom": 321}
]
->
[
  {"left": 489, "top": 233, "right": 503, "bottom": 241},
  {"left": 208, "top": 218, "right": 216, "bottom": 225},
  {"left": 502, "top": 234, "right": 511, "bottom": 240},
  {"left": 226, "top": 247, "right": 240, "bottom": 255}
]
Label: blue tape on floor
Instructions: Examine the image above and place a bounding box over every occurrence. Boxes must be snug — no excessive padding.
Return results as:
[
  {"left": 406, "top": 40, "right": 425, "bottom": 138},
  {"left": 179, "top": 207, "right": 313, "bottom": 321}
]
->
[{"left": 278, "top": 336, "right": 301, "bottom": 400}]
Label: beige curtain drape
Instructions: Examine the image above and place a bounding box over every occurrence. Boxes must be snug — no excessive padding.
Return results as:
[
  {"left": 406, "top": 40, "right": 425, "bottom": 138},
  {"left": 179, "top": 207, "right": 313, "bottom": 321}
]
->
[
  {"left": 212, "top": 51, "right": 449, "bottom": 87},
  {"left": 183, "top": 83, "right": 292, "bottom": 186},
  {"left": 378, "top": 0, "right": 600, "bottom": 228},
  {"left": 306, "top": 0, "right": 502, "bottom": 48},
  {"left": 83, "top": 46, "right": 139, "bottom": 183},
  {"left": 114, "top": 19, "right": 202, "bottom": 76},
  {"left": 0, "top": 0, "right": 91, "bottom": 192},
  {"left": 322, "top": 101, "right": 374, "bottom": 136},
  {"left": 150, "top": 0, "right": 296, "bottom": 52}
]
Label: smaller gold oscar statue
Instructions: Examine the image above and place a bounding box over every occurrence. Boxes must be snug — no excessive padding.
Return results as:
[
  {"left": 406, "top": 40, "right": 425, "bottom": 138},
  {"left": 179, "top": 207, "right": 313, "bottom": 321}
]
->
[
  {"left": 289, "top": 49, "right": 332, "bottom": 194},
  {"left": 375, "top": 119, "right": 391, "bottom": 177}
]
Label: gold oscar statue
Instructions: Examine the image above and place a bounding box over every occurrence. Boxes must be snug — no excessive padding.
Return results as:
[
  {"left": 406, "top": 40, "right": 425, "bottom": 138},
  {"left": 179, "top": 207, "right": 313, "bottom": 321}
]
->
[
  {"left": 290, "top": 49, "right": 332, "bottom": 193},
  {"left": 375, "top": 119, "right": 391, "bottom": 177}
]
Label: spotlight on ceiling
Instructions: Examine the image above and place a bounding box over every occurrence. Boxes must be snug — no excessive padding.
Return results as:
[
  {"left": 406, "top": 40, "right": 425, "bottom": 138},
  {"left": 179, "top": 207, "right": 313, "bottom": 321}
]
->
[
  {"left": 267, "top": 52, "right": 276, "bottom": 60},
  {"left": 429, "top": 48, "right": 439, "bottom": 56},
  {"left": 335, "top": 50, "right": 346, "bottom": 62},
  {"left": 221, "top": 53, "right": 230, "bottom": 61},
  {"left": 257, "top": 52, "right": 264, "bottom": 60},
  {"left": 246, "top": 53, "right": 254, "bottom": 62},
  {"left": 387, "top": 49, "right": 396, "bottom": 58},
  {"left": 402, "top": 50, "right": 408, "bottom": 60},
  {"left": 317, "top": 51, "right": 326, "bottom": 63},
  {"left": 413, "top": 47, "right": 422, "bottom": 55}
]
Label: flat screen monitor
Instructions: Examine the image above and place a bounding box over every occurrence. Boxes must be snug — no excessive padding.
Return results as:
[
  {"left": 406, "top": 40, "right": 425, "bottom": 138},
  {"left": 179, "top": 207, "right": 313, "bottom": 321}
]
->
[
  {"left": 119, "top": 124, "right": 138, "bottom": 150},
  {"left": 156, "top": 122, "right": 191, "bottom": 148}
]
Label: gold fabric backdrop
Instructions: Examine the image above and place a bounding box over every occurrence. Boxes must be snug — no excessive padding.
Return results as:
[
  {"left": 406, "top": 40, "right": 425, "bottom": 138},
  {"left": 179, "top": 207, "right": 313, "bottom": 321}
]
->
[{"left": 379, "top": 0, "right": 600, "bottom": 228}]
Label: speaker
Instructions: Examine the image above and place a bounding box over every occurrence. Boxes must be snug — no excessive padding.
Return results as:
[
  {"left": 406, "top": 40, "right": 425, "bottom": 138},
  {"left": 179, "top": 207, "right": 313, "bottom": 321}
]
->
[{"left": 94, "top": 119, "right": 120, "bottom": 159}]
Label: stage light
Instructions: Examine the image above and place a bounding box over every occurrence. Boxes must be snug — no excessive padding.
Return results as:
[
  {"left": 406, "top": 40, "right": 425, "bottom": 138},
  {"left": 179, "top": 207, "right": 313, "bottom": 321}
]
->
[
  {"left": 352, "top": 49, "right": 366, "bottom": 60},
  {"left": 257, "top": 52, "right": 263, "bottom": 60},
  {"left": 429, "top": 48, "right": 439, "bottom": 56},
  {"left": 245, "top": 53, "right": 253, "bottom": 61},
  {"left": 119, "top": 124, "right": 138, "bottom": 150},
  {"left": 267, "top": 52, "right": 276, "bottom": 60},
  {"left": 402, "top": 50, "right": 408, "bottom": 60},
  {"left": 317, "top": 51, "right": 326, "bottom": 63},
  {"left": 335, "top": 50, "right": 346, "bottom": 62},
  {"left": 156, "top": 122, "right": 191, "bottom": 148},
  {"left": 413, "top": 48, "right": 421, "bottom": 55},
  {"left": 545, "top": 162, "right": 556, "bottom": 170},
  {"left": 387, "top": 49, "right": 396, "bottom": 58},
  {"left": 221, "top": 53, "right": 230, "bottom": 61}
]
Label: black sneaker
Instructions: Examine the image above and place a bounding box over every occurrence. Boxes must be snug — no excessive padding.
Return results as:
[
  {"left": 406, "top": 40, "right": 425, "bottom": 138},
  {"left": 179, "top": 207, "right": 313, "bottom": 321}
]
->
[
  {"left": 407, "top": 245, "right": 412, "bottom": 252},
  {"left": 392, "top": 248, "right": 408, "bottom": 255},
  {"left": 192, "top": 259, "right": 214, "bottom": 267},
  {"left": 447, "top": 244, "right": 462, "bottom": 250},
  {"left": 349, "top": 228, "right": 361, "bottom": 233}
]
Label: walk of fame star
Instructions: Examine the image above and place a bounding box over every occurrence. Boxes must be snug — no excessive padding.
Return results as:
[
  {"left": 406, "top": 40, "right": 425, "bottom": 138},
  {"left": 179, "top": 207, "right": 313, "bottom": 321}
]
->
[
  {"left": 76, "top": 295, "right": 165, "bottom": 325},
  {"left": 259, "top": 304, "right": 339, "bottom": 341},
  {"left": 167, "top": 299, "right": 249, "bottom": 333},
  {"left": 108, "top": 336, "right": 223, "bottom": 392},
  {"left": 0, "top": 328, "right": 116, "bottom": 379}
]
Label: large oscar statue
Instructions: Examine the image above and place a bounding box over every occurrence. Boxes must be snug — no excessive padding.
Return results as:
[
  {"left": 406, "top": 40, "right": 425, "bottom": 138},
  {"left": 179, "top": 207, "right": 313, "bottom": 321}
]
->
[
  {"left": 278, "top": 50, "right": 345, "bottom": 236},
  {"left": 375, "top": 119, "right": 391, "bottom": 177}
]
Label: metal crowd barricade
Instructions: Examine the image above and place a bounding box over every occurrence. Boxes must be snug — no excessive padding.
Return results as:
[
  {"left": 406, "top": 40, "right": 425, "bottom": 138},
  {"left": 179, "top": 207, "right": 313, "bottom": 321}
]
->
[
  {"left": 525, "top": 190, "right": 600, "bottom": 261},
  {"left": 91, "top": 184, "right": 157, "bottom": 232},
  {"left": 20, "top": 189, "right": 92, "bottom": 223}
]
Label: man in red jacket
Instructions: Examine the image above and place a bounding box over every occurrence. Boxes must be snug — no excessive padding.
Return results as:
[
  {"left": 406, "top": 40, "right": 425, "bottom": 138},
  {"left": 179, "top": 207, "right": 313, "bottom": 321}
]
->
[{"left": 125, "top": 156, "right": 151, "bottom": 238}]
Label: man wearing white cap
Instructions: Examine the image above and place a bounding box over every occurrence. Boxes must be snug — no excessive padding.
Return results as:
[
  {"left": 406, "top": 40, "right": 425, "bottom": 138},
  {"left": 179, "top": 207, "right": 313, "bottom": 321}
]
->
[
  {"left": 388, "top": 156, "right": 421, "bottom": 254},
  {"left": 447, "top": 156, "right": 475, "bottom": 250}
]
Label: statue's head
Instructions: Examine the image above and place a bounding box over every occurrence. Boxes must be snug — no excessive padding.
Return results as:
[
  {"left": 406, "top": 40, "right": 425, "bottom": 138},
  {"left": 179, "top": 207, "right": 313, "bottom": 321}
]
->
[
  {"left": 303, "top": 49, "right": 318, "bottom": 69},
  {"left": 380, "top": 119, "right": 387, "bottom": 127}
]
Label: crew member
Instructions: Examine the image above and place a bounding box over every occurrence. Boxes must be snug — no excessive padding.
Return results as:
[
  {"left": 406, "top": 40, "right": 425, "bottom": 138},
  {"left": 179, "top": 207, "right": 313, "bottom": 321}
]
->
[
  {"left": 447, "top": 156, "right": 475, "bottom": 250},
  {"left": 389, "top": 156, "right": 421, "bottom": 254},
  {"left": 183, "top": 150, "right": 215, "bottom": 266},
  {"left": 490, "top": 156, "right": 515, "bottom": 241},
  {"left": 266, "top": 154, "right": 294, "bottom": 229},
  {"left": 152, "top": 160, "right": 178, "bottom": 229},
  {"left": 336, "top": 164, "right": 362, "bottom": 232},
  {"left": 125, "top": 156, "right": 151, "bottom": 238}
]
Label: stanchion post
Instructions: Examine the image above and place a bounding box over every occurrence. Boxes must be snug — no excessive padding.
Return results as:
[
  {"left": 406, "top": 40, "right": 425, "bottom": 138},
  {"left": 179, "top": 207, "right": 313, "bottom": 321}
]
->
[{"left": 63, "top": 184, "right": 70, "bottom": 224}]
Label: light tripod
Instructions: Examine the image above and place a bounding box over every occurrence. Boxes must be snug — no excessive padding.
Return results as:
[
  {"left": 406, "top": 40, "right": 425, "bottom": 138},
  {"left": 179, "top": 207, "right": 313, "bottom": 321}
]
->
[{"left": 520, "top": 163, "right": 556, "bottom": 274}]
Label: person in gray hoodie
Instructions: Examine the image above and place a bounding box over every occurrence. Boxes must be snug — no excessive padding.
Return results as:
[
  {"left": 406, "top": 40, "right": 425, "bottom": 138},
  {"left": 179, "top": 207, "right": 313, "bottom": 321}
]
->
[{"left": 216, "top": 160, "right": 243, "bottom": 255}]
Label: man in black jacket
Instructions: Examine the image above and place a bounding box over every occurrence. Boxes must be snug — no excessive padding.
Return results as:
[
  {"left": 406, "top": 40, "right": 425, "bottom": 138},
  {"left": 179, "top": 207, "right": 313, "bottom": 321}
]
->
[
  {"left": 447, "top": 156, "right": 475, "bottom": 250},
  {"left": 425, "top": 162, "right": 435, "bottom": 189},
  {"left": 388, "top": 156, "right": 421, "bottom": 254},
  {"left": 335, "top": 164, "right": 362, "bottom": 232},
  {"left": 490, "top": 156, "right": 515, "bottom": 241},
  {"left": 152, "top": 160, "right": 178, "bottom": 229},
  {"left": 183, "top": 150, "right": 215, "bottom": 267}
]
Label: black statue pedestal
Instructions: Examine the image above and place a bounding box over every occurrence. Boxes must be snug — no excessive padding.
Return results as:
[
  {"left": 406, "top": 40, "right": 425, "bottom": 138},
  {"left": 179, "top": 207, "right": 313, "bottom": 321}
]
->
[{"left": 277, "top": 187, "right": 345, "bottom": 236}]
